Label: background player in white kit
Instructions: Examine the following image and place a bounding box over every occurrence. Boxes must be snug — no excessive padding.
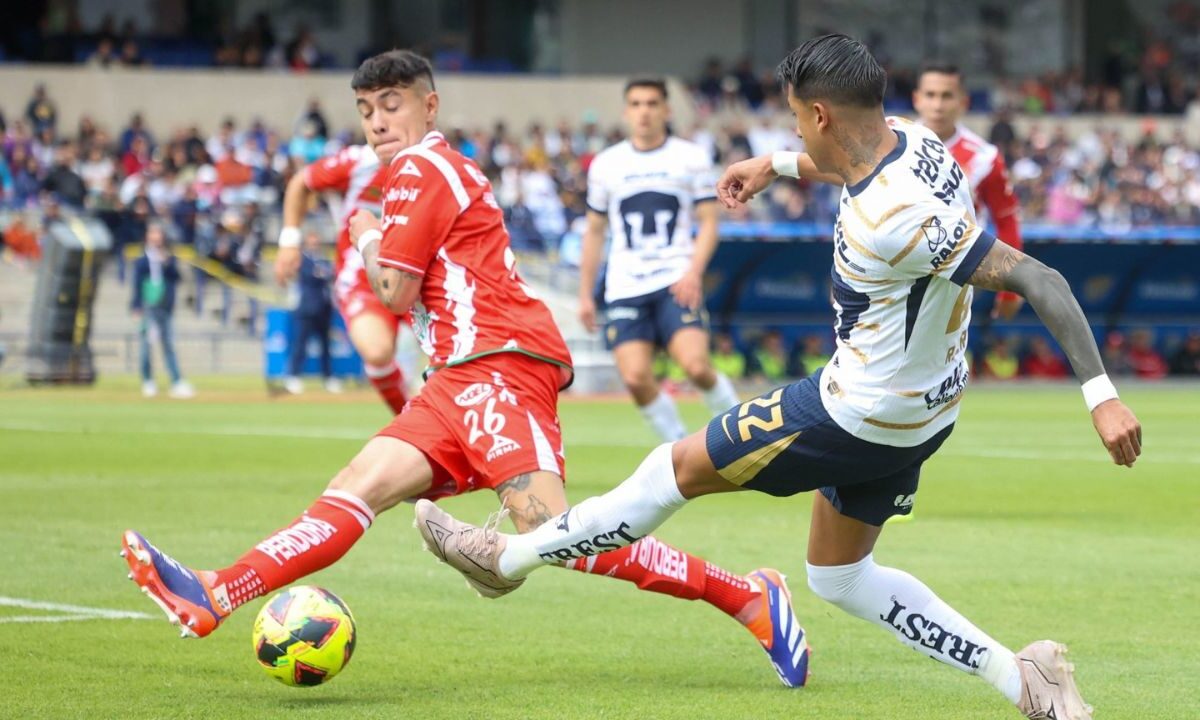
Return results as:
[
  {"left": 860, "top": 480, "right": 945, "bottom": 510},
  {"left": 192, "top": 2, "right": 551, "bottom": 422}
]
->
[
  {"left": 578, "top": 79, "right": 740, "bottom": 442},
  {"left": 421, "top": 35, "right": 1143, "bottom": 719}
]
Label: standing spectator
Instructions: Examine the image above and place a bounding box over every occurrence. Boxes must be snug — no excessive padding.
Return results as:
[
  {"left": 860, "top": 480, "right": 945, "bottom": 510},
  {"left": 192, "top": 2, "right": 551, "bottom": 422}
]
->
[
  {"left": 1127, "top": 328, "right": 1168, "bottom": 378},
  {"left": 1021, "top": 336, "right": 1070, "bottom": 379},
  {"left": 25, "top": 84, "right": 57, "bottom": 137},
  {"left": 285, "top": 231, "right": 340, "bottom": 395},
  {"left": 131, "top": 222, "right": 194, "bottom": 399},
  {"left": 1169, "top": 332, "right": 1200, "bottom": 376},
  {"left": 119, "top": 113, "right": 154, "bottom": 155},
  {"left": 297, "top": 98, "right": 329, "bottom": 141},
  {"left": 41, "top": 140, "right": 86, "bottom": 208}
]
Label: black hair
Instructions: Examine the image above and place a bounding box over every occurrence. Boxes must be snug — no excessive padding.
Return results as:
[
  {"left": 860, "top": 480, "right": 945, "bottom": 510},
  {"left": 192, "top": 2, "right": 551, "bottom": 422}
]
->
[
  {"left": 623, "top": 78, "right": 668, "bottom": 100},
  {"left": 775, "top": 34, "right": 885, "bottom": 107},
  {"left": 352, "top": 49, "right": 435, "bottom": 92},
  {"left": 917, "top": 61, "right": 964, "bottom": 87}
]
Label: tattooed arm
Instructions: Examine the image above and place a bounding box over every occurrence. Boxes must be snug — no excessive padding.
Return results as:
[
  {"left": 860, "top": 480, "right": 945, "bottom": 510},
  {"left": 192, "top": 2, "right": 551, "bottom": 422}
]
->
[
  {"left": 349, "top": 209, "right": 422, "bottom": 315},
  {"left": 967, "top": 241, "right": 1143, "bottom": 467}
]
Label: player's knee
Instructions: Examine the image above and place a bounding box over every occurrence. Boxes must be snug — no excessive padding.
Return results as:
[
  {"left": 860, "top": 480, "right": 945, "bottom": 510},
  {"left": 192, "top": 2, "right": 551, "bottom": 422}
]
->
[
  {"left": 619, "top": 365, "right": 657, "bottom": 399},
  {"left": 357, "top": 340, "right": 396, "bottom": 369},
  {"left": 679, "top": 357, "right": 715, "bottom": 386}
]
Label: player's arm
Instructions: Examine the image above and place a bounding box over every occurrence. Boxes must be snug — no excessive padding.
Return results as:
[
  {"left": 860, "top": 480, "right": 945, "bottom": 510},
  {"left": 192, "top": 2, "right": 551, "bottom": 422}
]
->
[
  {"left": 671, "top": 200, "right": 718, "bottom": 310},
  {"left": 978, "top": 156, "right": 1025, "bottom": 319},
  {"left": 349, "top": 210, "right": 421, "bottom": 314},
  {"left": 274, "top": 169, "right": 316, "bottom": 285},
  {"left": 716, "top": 151, "right": 842, "bottom": 208},
  {"left": 967, "top": 242, "right": 1142, "bottom": 467},
  {"left": 577, "top": 210, "right": 608, "bottom": 332}
]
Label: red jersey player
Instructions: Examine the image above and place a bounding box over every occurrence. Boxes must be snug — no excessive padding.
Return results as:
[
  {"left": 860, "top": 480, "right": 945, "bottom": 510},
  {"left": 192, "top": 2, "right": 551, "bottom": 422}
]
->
[
  {"left": 274, "top": 144, "right": 408, "bottom": 412},
  {"left": 913, "top": 62, "right": 1025, "bottom": 320},
  {"left": 120, "top": 50, "right": 811, "bottom": 688}
]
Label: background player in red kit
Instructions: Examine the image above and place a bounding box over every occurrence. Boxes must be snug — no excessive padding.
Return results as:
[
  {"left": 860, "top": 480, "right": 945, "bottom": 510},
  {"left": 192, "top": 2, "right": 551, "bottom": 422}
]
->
[
  {"left": 274, "top": 145, "right": 408, "bottom": 412},
  {"left": 913, "top": 62, "right": 1025, "bottom": 320},
  {"left": 120, "top": 50, "right": 811, "bottom": 688}
]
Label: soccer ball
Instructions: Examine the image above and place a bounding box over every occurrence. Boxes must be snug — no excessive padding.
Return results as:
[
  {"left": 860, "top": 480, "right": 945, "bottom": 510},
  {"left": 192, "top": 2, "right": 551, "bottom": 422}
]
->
[{"left": 252, "top": 586, "right": 357, "bottom": 687}]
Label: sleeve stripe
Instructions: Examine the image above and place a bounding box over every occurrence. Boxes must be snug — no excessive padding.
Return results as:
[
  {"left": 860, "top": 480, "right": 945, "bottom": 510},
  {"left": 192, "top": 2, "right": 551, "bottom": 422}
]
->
[
  {"left": 949, "top": 230, "right": 997, "bottom": 286},
  {"left": 377, "top": 257, "right": 426, "bottom": 276},
  {"left": 408, "top": 147, "right": 470, "bottom": 214}
]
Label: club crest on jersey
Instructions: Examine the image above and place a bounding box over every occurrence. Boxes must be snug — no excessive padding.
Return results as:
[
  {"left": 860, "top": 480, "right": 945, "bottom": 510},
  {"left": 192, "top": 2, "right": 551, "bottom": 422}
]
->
[
  {"left": 398, "top": 159, "right": 422, "bottom": 177},
  {"left": 922, "top": 216, "right": 949, "bottom": 251}
]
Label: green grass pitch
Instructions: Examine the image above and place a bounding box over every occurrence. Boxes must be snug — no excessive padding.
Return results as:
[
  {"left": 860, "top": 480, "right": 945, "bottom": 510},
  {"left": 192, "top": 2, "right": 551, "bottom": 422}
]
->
[{"left": 2, "top": 378, "right": 1197, "bottom": 719}]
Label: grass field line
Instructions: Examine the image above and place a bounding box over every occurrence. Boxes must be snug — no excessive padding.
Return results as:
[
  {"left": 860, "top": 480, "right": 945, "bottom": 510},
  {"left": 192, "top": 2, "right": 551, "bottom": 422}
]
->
[
  {"left": 4, "top": 419, "right": 1197, "bottom": 465},
  {"left": 0, "top": 596, "right": 154, "bottom": 621}
]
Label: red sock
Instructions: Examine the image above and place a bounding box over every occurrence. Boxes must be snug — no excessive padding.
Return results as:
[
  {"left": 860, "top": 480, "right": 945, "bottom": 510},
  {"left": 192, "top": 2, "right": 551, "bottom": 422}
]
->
[
  {"left": 567, "top": 535, "right": 757, "bottom": 617},
  {"left": 366, "top": 362, "right": 407, "bottom": 414},
  {"left": 212, "top": 490, "right": 375, "bottom": 611}
]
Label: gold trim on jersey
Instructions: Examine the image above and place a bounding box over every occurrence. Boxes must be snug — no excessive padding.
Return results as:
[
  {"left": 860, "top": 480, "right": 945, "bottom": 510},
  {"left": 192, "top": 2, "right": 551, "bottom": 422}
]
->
[
  {"left": 862, "top": 394, "right": 962, "bottom": 430},
  {"left": 854, "top": 322, "right": 882, "bottom": 332},
  {"left": 834, "top": 255, "right": 892, "bottom": 285},
  {"left": 945, "top": 285, "right": 971, "bottom": 333},
  {"left": 886, "top": 217, "right": 933, "bottom": 267},
  {"left": 851, "top": 198, "right": 914, "bottom": 231},
  {"left": 841, "top": 225, "right": 885, "bottom": 262},
  {"left": 892, "top": 389, "right": 927, "bottom": 398},
  {"left": 717, "top": 431, "right": 802, "bottom": 486},
  {"left": 841, "top": 343, "right": 870, "bottom": 364}
]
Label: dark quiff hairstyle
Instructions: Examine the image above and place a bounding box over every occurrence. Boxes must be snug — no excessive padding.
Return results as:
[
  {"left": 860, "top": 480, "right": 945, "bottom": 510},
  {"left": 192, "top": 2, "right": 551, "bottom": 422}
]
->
[
  {"left": 916, "top": 60, "right": 964, "bottom": 87},
  {"left": 624, "top": 78, "right": 668, "bottom": 99},
  {"left": 351, "top": 49, "right": 435, "bottom": 92},
  {"left": 775, "top": 34, "right": 886, "bottom": 107}
]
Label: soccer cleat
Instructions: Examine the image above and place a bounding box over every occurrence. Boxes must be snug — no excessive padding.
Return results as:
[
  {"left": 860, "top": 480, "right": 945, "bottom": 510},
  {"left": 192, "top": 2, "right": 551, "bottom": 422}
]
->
[
  {"left": 740, "top": 568, "right": 810, "bottom": 688},
  {"left": 120, "top": 530, "right": 229, "bottom": 638},
  {"left": 413, "top": 499, "right": 524, "bottom": 599},
  {"left": 1016, "top": 640, "right": 1094, "bottom": 719}
]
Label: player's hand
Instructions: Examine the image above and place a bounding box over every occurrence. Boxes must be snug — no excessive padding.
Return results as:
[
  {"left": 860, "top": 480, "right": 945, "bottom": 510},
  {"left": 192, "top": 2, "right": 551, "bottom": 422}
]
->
[
  {"left": 716, "top": 155, "right": 776, "bottom": 209},
  {"left": 670, "top": 270, "right": 703, "bottom": 310},
  {"left": 1091, "top": 399, "right": 1142, "bottom": 467},
  {"left": 992, "top": 292, "right": 1024, "bottom": 321},
  {"left": 349, "top": 209, "right": 380, "bottom": 246},
  {"left": 274, "top": 246, "right": 301, "bottom": 286},
  {"left": 578, "top": 295, "right": 598, "bottom": 333}
]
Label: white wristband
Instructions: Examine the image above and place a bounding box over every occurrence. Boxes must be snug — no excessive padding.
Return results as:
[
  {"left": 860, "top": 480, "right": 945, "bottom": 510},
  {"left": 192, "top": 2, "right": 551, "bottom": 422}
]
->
[
  {"left": 771, "top": 151, "right": 800, "bottom": 178},
  {"left": 277, "top": 226, "right": 301, "bottom": 248},
  {"left": 1081, "top": 374, "right": 1119, "bottom": 412},
  {"left": 356, "top": 228, "right": 382, "bottom": 255}
]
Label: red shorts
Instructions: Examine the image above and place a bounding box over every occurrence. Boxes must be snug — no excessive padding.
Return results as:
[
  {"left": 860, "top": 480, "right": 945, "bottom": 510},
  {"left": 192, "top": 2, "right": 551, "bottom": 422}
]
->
[
  {"left": 377, "top": 352, "right": 566, "bottom": 501},
  {"left": 334, "top": 248, "right": 401, "bottom": 332}
]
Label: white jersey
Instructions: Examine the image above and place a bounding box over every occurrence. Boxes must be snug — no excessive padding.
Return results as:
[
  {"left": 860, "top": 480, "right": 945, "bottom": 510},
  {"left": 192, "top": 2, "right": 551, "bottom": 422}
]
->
[
  {"left": 586, "top": 137, "right": 717, "bottom": 303},
  {"left": 819, "top": 118, "right": 997, "bottom": 447}
]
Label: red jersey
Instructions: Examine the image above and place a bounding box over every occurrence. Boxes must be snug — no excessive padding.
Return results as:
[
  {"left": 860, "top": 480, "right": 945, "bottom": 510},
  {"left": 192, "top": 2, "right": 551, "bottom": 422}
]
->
[
  {"left": 376, "top": 130, "right": 573, "bottom": 387},
  {"left": 945, "top": 125, "right": 1022, "bottom": 251},
  {"left": 303, "top": 145, "right": 388, "bottom": 275}
]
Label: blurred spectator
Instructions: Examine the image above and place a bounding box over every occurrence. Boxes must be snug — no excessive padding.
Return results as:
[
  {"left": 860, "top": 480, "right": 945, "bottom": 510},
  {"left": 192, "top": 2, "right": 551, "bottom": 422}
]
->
[
  {"left": 25, "top": 85, "right": 57, "bottom": 137},
  {"left": 2, "top": 216, "right": 40, "bottom": 260},
  {"left": 795, "top": 335, "right": 830, "bottom": 378},
  {"left": 749, "top": 330, "right": 789, "bottom": 382},
  {"left": 41, "top": 140, "right": 86, "bottom": 208},
  {"left": 119, "top": 113, "right": 154, "bottom": 155},
  {"left": 87, "top": 37, "right": 118, "bottom": 68},
  {"left": 285, "top": 231, "right": 340, "bottom": 395},
  {"left": 710, "top": 333, "right": 746, "bottom": 380},
  {"left": 297, "top": 99, "right": 329, "bottom": 142},
  {"left": 1127, "top": 329, "right": 1168, "bottom": 378},
  {"left": 288, "top": 120, "right": 325, "bottom": 165},
  {"left": 1103, "top": 332, "right": 1132, "bottom": 376},
  {"left": 1021, "top": 337, "right": 1070, "bottom": 379},
  {"left": 1169, "top": 332, "right": 1200, "bottom": 376},
  {"left": 981, "top": 338, "right": 1020, "bottom": 380},
  {"left": 131, "top": 222, "right": 193, "bottom": 399}
]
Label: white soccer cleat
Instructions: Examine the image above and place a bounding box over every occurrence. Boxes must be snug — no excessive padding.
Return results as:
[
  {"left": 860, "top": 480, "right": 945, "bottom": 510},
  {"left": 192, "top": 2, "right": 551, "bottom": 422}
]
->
[
  {"left": 168, "top": 381, "right": 195, "bottom": 399},
  {"left": 324, "top": 378, "right": 344, "bottom": 394},
  {"left": 413, "top": 500, "right": 524, "bottom": 599},
  {"left": 141, "top": 381, "right": 158, "bottom": 398},
  {"left": 283, "top": 377, "right": 304, "bottom": 395},
  {"left": 1016, "top": 640, "right": 1094, "bottom": 719}
]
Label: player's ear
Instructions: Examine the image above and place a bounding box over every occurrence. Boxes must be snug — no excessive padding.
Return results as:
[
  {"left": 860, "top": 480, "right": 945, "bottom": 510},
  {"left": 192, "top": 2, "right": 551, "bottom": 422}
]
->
[{"left": 424, "top": 90, "right": 439, "bottom": 124}]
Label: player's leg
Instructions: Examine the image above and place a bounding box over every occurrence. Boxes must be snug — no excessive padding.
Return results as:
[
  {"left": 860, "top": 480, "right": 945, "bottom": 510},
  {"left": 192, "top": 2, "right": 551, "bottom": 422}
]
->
[
  {"left": 805, "top": 488, "right": 1031, "bottom": 706},
  {"left": 138, "top": 313, "right": 155, "bottom": 396},
  {"left": 665, "top": 325, "right": 739, "bottom": 416},
  {"left": 347, "top": 311, "right": 407, "bottom": 413},
  {"left": 614, "top": 339, "right": 687, "bottom": 442}
]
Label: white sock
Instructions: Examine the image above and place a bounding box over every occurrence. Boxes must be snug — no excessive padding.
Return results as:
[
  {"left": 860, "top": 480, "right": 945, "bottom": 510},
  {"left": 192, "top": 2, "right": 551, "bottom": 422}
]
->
[
  {"left": 639, "top": 391, "right": 688, "bottom": 442},
  {"left": 701, "top": 372, "right": 740, "bottom": 416},
  {"left": 807, "top": 555, "right": 1022, "bottom": 704},
  {"left": 499, "top": 443, "right": 686, "bottom": 579}
]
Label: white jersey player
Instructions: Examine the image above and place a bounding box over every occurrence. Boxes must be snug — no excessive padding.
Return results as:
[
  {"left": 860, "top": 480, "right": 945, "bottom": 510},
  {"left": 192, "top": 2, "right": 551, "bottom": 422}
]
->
[
  {"left": 578, "top": 78, "right": 739, "bottom": 442},
  {"left": 427, "top": 35, "right": 1142, "bottom": 720}
]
